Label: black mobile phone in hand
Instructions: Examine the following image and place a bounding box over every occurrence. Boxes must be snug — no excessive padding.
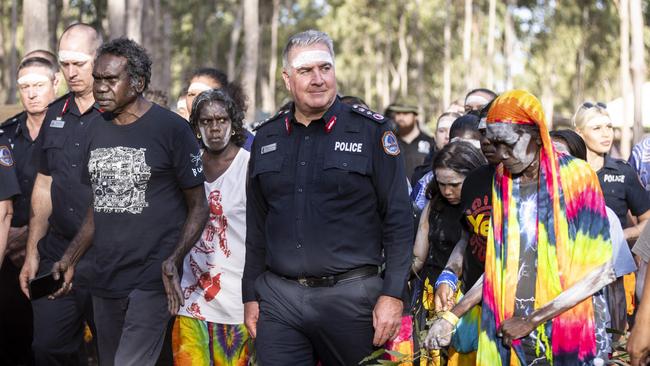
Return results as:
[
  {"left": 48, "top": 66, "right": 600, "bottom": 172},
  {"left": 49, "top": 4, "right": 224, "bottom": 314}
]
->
[{"left": 29, "top": 272, "right": 64, "bottom": 300}]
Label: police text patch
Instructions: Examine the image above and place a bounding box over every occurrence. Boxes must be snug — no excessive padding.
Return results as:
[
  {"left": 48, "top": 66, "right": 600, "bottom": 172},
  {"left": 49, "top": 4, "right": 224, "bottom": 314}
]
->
[
  {"left": 0, "top": 146, "right": 14, "bottom": 166},
  {"left": 334, "top": 141, "right": 363, "bottom": 153},
  {"left": 603, "top": 174, "right": 625, "bottom": 183},
  {"left": 382, "top": 131, "right": 400, "bottom": 156}
]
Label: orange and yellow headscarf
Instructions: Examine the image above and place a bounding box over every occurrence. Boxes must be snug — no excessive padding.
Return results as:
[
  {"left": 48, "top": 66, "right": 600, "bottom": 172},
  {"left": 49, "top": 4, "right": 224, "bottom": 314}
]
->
[{"left": 477, "top": 90, "right": 612, "bottom": 365}]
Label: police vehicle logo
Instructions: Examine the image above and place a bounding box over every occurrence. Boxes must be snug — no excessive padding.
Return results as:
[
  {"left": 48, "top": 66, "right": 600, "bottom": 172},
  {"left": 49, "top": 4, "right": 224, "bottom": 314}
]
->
[
  {"left": 382, "top": 131, "right": 400, "bottom": 156},
  {"left": 0, "top": 145, "right": 14, "bottom": 166}
]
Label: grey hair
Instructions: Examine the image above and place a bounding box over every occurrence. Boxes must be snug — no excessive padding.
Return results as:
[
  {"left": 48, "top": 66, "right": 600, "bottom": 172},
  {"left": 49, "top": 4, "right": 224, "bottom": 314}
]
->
[{"left": 281, "top": 30, "right": 335, "bottom": 70}]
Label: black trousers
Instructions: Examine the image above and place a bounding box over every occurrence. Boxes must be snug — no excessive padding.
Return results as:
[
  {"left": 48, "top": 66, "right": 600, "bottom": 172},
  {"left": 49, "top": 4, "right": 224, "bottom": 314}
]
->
[
  {"left": 31, "top": 282, "right": 93, "bottom": 366},
  {"left": 0, "top": 259, "right": 33, "bottom": 366},
  {"left": 255, "top": 271, "right": 383, "bottom": 366}
]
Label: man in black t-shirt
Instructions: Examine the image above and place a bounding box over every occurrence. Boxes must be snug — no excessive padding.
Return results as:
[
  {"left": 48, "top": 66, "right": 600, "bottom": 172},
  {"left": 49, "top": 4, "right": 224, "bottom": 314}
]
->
[{"left": 50, "top": 38, "right": 208, "bottom": 366}]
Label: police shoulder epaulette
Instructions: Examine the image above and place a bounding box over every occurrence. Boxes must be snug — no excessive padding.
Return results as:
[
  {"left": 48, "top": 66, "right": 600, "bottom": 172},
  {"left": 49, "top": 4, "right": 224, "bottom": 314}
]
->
[
  {"left": 1, "top": 111, "right": 24, "bottom": 127},
  {"left": 252, "top": 109, "right": 290, "bottom": 131},
  {"left": 350, "top": 104, "right": 386, "bottom": 123}
]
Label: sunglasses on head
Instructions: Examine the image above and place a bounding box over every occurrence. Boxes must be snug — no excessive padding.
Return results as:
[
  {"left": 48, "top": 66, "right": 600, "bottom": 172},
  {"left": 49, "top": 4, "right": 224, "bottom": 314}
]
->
[{"left": 582, "top": 101, "right": 607, "bottom": 109}]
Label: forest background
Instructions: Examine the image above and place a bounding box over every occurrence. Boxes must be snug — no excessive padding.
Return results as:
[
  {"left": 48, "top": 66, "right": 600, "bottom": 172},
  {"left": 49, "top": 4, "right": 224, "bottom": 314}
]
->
[{"left": 1, "top": 0, "right": 649, "bottom": 157}]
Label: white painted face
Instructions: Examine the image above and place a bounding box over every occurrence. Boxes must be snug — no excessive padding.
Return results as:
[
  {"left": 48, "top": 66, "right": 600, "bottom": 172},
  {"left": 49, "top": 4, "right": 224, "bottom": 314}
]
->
[
  {"left": 435, "top": 116, "right": 455, "bottom": 150},
  {"left": 17, "top": 66, "right": 57, "bottom": 115},
  {"left": 486, "top": 122, "right": 538, "bottom": 175},
  {"left": 435, "top": 167, "right": 466, "bottom": 205}
]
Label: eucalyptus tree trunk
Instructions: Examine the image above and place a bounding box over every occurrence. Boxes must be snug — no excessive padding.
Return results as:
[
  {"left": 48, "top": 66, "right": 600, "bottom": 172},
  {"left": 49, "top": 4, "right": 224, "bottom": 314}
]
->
[
  {"left": 463, "top": 0, "right": 472, "bottom": 90},
  {"left": 486, "top": 0, "right": 496, "bottom": 90},
  {"left": 108, "top": 0, "right": 126, "bottom": 39},
  {"left": 23, "top": 0, "right": 49, "bottom": 53},
  {"left": 618, "top": 0, "right": 633, "bottom": 157},
  {"left": 242, "top": 0, "right": 259, "bottom": 123},
  {"left": 630, "top": 0, "right": 645, "bottom": 143}
]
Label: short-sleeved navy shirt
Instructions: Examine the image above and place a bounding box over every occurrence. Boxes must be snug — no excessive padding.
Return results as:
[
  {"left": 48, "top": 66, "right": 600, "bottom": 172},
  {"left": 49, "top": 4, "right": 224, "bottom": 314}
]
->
[
  {"left": 36, "top": 93, "right": 101, "bottom": 261},
  {"left": 3, "top": 112, "right": 39, "bottom": 227},
  {"left": 598, "top": 155, "right": 650, "bottom": 227},
  {"left": 243, "top": 99, "right": 414, "bottom": 302},
  {"left": 83, "top": 103, "right": 204, "bottom": 297},
  {"left": 0, "top": 134, "right": 20, "bottom": 201}
]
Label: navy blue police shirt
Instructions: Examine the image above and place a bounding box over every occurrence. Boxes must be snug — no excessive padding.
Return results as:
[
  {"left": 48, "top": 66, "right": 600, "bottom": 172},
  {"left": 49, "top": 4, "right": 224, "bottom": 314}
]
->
[
  {"left": 598, "top": 155, "right": 650, "bottom": 227},
  {"left": 0, "top": 132, "right": 20, "bottom": 201},
  {"left": 242, "top": 98, "right": 414, "bottom": 302},
  {"left": 36, "top": 93, "right": 101, "bottom": 261},
  {"left": 3, "top": 112, "right": 39, "bottom": 227},
  {"left": 82, "top": 103, "right": 204, "bottom": 297}
]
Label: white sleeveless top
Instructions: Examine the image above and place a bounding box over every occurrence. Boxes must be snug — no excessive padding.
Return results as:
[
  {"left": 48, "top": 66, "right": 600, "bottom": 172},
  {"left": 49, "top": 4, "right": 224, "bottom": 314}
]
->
[{"left": 178, "top": 148, "right": 249, "bottom": 324}]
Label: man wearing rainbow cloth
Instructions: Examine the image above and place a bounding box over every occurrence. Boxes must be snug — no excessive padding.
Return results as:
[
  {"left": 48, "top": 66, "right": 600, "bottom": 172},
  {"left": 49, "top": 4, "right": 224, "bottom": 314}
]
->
[{"left": 425, "top": 90, "right": 616, "bottom": 366}]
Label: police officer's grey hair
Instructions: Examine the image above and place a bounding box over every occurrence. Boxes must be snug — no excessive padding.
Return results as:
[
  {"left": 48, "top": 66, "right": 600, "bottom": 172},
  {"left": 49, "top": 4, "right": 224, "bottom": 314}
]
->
[{"left": 281, "top": 30, "right": 335, "bottom": 71}]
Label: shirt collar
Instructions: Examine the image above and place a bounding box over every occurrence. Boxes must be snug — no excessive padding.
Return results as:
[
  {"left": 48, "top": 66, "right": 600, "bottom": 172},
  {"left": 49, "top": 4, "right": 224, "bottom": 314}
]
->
[
  {"left": 285, "top": 97, "right": 341, "bottom": 135},
  {"left": 603, "top": 154, "right": 618, "bottom": 170}
]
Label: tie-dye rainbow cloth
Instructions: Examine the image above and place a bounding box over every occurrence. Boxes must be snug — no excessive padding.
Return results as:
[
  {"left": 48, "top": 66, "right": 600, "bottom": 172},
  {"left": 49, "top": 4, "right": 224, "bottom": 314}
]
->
[{"left": 477, "top": 90, "right": 612, "bottom": 366}]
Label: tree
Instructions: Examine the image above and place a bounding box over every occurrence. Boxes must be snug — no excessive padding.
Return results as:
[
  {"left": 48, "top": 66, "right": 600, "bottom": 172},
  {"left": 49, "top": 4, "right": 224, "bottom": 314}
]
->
[
  {"left": 616, "top": 0, "right": 632, "bottom": 157},
  {"left": 126, "top": 0, "right": 143, "bottom": 43},
  {"left": 242, "top": 0, "right": 259, "bottom": 123},
  {"left": 630, "top": 0, "right": 645, "bottom": 143},
  {"left": 23, "top": 0, "right": 49, "bottom": 53},
  {"left": 486, "top": 0, "right": 496, "bottom": 90},
  {"left": 463, "top": 0, "right": 472, "bottom": 90},
  {"left": 108, "top": 0, "right": 126, "bottom": 39}
]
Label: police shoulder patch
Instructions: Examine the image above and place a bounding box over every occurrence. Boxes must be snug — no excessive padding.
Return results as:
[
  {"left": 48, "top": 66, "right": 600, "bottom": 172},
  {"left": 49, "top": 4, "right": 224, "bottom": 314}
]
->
[
  {"left": 0, "top": 145, "right": 14, "bottom": 167},
  {"left": 382, "top": 131, "right": 400, "bottom": 156},
  {"left": 351, "top": 104, "right": 385, "bottom": 123}
]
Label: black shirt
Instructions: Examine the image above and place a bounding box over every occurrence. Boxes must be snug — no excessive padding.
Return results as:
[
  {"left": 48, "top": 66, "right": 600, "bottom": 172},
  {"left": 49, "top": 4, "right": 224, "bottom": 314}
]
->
[
  {"left": 0, "top": 133, "right": 20, "bottom": 201},
  {"left": 3, "top": 112, "right": 40, "bottom": 227},
  {"left": 426, "top": 201, "right": 462, "bottom": 272},
  {"left": 398, "top": 131, "right": 434, "bottom": 180},
  {"left": 36, "top": 93, "right": 102, "bottom": 258},
  {"left": 83, "top": 104, "right": 204, "bottom": 297},
  {"left": 243, "top": 99, "right": 414, "bottom": 302},
  {"left": 459, "top": 164, "right": 494, "bottom": 292},
  {"left": 597, "top": 155, "right": 650, "bottom": 227}
]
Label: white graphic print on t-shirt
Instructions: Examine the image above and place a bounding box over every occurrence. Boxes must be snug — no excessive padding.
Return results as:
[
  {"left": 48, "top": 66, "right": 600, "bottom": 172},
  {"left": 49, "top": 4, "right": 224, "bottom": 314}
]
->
[{"left": 88, "top": 147, "right": 151, "bottom": 214}]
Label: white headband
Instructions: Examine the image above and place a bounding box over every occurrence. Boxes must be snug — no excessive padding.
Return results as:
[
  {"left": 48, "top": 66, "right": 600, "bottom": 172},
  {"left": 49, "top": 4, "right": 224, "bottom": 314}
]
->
[
  {"left": 187, "top": 82, "right": 213, "bottom": 94},
  {"left": 291, "top": 50, "right": 334, "bottom": 69},
  {"left": 58, "top": 50, "right": 92, "bottom": 63},
  {"left": 17, "top": 73, "right": 51, "bottom": 86},
  {"left": 465, "top": 94, "right": 490, "bottom": 107},
  {"left": 437, "top": 117, "right": 455, "bottom": 130},
  {"left": 177, "top": 99, "right": 187, "bottom": 110},
  {"left": 450, "top": 137, "right": 481, "bottom": 149}
]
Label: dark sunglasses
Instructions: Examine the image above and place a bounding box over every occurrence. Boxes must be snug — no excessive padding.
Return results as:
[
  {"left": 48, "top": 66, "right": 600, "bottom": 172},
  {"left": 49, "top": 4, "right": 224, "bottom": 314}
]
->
[{"left": 582, "top": 101, "right": 607, "bottom": 109}]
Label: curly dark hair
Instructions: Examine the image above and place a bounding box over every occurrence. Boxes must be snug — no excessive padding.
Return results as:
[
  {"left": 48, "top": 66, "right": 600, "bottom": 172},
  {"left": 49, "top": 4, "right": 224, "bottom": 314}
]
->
[
  {"left": 96, "top": 37, "right": 152, "bottom": 93},
  {"left": 190, "top": 86, "right": 247, "bottom": 148},
  {"left": 426, "top": 141, "right": 487, "bottom": 209}
]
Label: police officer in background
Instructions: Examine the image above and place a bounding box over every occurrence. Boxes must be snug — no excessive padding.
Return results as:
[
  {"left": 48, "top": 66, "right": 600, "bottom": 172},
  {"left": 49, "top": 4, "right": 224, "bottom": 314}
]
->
[
  {"left": 0, "top": 131, "right": 20, "bottom": 268},
  {"left": 0, "top": 55, "right": 59, "bottom": 366},
  {"left": 243, "top": 30, "right": 413, "bottom": 365},
  {"left": 18, "top": 23, "right": 102, "bottom": 365},
  {"left": 387, "top": 103, "right": 434, "bottom": 179}
]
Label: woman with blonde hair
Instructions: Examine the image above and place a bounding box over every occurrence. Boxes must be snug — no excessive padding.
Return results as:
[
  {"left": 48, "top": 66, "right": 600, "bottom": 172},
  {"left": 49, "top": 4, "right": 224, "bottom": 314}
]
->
[{"left": 573, "top": 102, "right": 650, "bottom": 337}]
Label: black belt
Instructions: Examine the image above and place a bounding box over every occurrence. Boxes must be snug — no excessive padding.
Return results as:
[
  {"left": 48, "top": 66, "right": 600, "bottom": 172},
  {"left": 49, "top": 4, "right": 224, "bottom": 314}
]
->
[{"left": 283, "top": 265, "right": 382, "bottom": 287}]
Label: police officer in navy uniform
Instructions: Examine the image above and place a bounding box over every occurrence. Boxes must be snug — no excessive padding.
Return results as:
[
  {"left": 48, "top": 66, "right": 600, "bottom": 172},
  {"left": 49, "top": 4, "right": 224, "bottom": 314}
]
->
[
  {"left": 598, "top": 155, "right": 650, "bottom": 228},
  {"left": 0, "top": 55, "right": 60, "bottom": 365},
  {"left": 243, "top": 30, "right": 413, "bottom": 366},
  {"left": 0, "top": 130, "right": 21, "bottom": 260},
  {"left": 18, "top": 23, "right": 102, "bottom": 366}
]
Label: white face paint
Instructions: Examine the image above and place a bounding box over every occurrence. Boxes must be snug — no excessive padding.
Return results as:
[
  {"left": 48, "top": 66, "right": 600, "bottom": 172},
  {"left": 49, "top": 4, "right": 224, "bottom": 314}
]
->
[
  {"left": 487, "top": 123, "right": 538, "bottom": 175},
  {"left": 449, "top": 137, "right": 481, "bottom": 149},
  {"left": 465, "top": 94, "right": 490, "bottom": 108},
  {"left": 290, "top": 50, "right": 334, "bottom": 69},
  {"left": 58, "top": 50, "right": 93, "bottom": 63},
  {"left": 187, "top": 82, "right": 213, "bottom": 95},
  {"left": 17, "top": 73, "right": 51, "bottom": 86},
  {"left": 435, "top": 167, "right": 465, "bottom": 205}
]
